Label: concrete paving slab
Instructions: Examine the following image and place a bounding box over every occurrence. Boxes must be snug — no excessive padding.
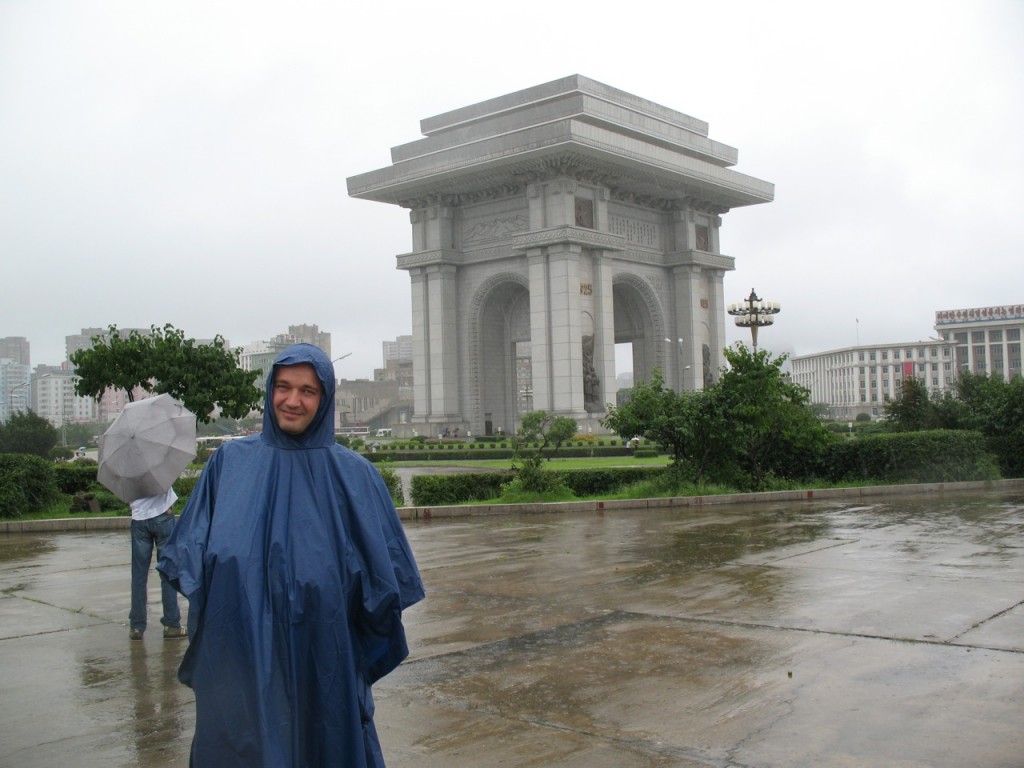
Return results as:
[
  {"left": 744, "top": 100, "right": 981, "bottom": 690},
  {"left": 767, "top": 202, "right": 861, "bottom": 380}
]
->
[{"left": 1, "top": 489, "right": 1022, "bottom": 767}]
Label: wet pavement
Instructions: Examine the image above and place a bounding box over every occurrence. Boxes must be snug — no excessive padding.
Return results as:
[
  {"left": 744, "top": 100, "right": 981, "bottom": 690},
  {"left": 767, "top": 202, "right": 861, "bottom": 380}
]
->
[{"left": 2, "top": 488, "right": 1023, "bottom": 767}]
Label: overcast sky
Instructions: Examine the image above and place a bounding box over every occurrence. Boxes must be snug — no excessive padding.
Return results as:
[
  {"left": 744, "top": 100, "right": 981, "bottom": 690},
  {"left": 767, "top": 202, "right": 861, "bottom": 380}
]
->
[{"left": 2, "top": 0, "right": 1022, "bottom": 379}]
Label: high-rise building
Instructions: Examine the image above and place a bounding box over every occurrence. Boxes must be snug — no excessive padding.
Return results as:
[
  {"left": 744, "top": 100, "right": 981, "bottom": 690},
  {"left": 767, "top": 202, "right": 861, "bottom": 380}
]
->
[
  {"left": 238, "top": 324, "right": 332, "bottom": 387},
  {"left": 32, "top": 366, "right": 97, "bottom": 429},
  {"left": 0, "top": 337, "right": 30, "bottom": 365},
  {"left": 0, "top": 358, "right": 31, "bottom": 424},
  {"left": 382, "top": 335, "right": 412, "bottom": 363}
]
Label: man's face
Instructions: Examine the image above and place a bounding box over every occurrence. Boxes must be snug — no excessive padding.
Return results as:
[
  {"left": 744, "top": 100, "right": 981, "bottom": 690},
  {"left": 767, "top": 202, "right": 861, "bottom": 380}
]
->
[{"left": 272, "top": 363, "right": 322, "bottom": 436}]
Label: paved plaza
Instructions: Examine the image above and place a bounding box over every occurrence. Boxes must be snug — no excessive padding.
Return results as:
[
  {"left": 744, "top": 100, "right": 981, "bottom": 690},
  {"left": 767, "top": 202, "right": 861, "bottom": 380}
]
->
[{"left": 1, "top": 486, "right": 1023, "bottom": 767}]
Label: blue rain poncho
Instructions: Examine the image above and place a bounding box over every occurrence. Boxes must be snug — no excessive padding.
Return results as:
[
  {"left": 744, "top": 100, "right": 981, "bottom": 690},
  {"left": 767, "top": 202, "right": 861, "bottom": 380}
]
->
[{"left": 158, "top": 344, "right": 424, "bottom": 767}]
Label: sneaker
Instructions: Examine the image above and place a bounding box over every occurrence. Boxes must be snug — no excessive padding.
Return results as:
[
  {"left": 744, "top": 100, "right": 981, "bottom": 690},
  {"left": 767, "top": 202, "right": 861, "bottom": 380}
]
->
[
  {"left": 129, "top": 628, "right": 143, "bottom": 641},
  {"left": 163, "top": 626, "right": 188, "bottom": 640}
]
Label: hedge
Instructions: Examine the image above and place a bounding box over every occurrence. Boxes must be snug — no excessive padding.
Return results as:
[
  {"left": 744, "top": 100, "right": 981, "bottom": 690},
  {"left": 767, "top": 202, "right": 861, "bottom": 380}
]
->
[
  {"left": 364, "top": 445, "right": 637, "bottom": 463},
  {"left": 53, "top": 465, "right": 99, "bottom": 495},
  {"left": 0, "top": 454, "right": 60, "bottom": 520},
  {"left": 822, "top": 429, "right": 1001, "bottom": 484},
  {"left": 410, "top": 467, "right": 665, "bottom": 506}
]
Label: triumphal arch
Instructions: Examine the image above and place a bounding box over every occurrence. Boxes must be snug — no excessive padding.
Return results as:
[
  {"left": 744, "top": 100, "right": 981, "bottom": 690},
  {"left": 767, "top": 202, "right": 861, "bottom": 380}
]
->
[{"left": 347, "top": 75, "right": 773, "bottom": 436}]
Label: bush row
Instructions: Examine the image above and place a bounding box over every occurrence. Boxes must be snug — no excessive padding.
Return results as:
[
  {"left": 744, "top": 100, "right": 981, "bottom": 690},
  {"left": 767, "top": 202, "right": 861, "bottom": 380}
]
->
[
  {"left": 363, "top": 445, "right": 637, "bottom": 463},
  {"left": 821, "top": 429, "right": 1000, "bottom": 484},
  {"left": 0, "top": 454, "right": 60, "bottom": 519},
  {"left": 410, "top": 467, "right": 665, "bottom": 506},
  {"left": 408, "top": 430, "right": 1002, "bottom": 505}
]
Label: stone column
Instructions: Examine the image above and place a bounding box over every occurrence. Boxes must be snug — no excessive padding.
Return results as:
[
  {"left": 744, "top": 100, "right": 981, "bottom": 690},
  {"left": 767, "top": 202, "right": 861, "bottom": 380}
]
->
[
  {"left": 707, "top": 269, "right": 727, "bottom": 385},
  {"left": 671, "top": 265, "right": 701, "bottom": 391},
  {"left": 409, "top": 267, "right": 430, "bottom": 422},
  {"left": 592, "top": 251, "right": 616, "bottom": 413},
  {"left": 425, "top": 263, "right": 460, "bottom": 419},
  {"left": 527, "top": 249, "right": 551, "bottom": 413},
  {"left": 547, "top": 243, "right": 585, "bottom": 415}
]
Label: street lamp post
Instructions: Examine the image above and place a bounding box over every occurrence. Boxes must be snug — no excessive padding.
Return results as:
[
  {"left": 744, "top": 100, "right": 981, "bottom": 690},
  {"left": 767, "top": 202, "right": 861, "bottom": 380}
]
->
[
  {"left": 728, "top": 288, "right": 781, "bottom": 354},
  {"left": 663, "top": 338, "right": 691, "bottom": 391}
]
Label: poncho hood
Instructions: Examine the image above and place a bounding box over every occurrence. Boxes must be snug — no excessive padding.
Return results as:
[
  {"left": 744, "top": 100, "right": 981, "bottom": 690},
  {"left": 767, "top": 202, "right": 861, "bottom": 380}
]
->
[{"left": 262, "top": 343, "right": 336, "bottom": 449}]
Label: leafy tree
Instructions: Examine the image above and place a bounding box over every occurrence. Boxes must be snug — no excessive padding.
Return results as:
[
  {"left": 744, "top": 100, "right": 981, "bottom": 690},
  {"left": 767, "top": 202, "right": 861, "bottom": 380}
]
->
[
  {"left": 0, "top": 409, "right": 59, "bottom": 458},
  {"left": 510, "top": 411, "right": 578, "bottom": 493},
  {"left": 605, "top": 346, "right": 833, "bottom": 491},
  {"left": 516, "top": 411, "right": 578, "bottom": 456},
  {"left": 602, "top": 369, "right": 727, "bottom": 483},
  {"left": 716, "top": 345, "right": 833, "bottom": 489},
  {"left": 71, "top": 324, "right": 262, "bottom": 423},
  {"left": 884, "top": 378, "right": 938, "bottom": 431}
]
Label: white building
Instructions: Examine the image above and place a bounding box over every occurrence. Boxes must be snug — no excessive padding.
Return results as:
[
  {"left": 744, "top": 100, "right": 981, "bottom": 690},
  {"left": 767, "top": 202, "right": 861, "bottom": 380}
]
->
[
  {"left": 32, "top": 369, "right": 98, "bottom": 428},
  {"left": 0, "top": 358, "right": 31, "bottom": 423},
  {"left": 791, "top": 302, "right": 1022, "bottom": 421},
  {"left": 934, "top": 304, "right": 1023, "bottom": 380}
]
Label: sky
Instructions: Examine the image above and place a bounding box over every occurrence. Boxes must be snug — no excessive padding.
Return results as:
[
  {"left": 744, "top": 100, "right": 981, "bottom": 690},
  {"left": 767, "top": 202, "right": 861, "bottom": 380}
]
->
[{"left": 2, "top": 0, "right": 1022, "bottom": 380}]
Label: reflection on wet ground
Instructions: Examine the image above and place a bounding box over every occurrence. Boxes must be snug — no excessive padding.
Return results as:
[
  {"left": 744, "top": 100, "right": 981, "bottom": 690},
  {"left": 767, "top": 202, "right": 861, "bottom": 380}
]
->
[{"left": 1, "top": 490, "right": 1023, "bottom": 767}]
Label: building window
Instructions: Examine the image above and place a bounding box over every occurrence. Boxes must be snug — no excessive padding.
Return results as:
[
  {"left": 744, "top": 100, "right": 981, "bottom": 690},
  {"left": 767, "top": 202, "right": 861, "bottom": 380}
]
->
[
  {"left": 943, "top": 347, "right": 951, "bottom": 357},
  {"left": 882, "top": 350, "right": 888, "bottom": 360},
  {"left": 858, "top": 352, "right": 865, "bottom": 362},
  {"left": 989, "top": 329, "right": 1003, "bottom": 342},
  {"left": 1008, "top": 329, "right": 1021, "bottom": 342},
  {"left": 932, "top": 377, "right": 939, "bottom": 386},
  {"left": 930, "top": 347, "right": 938, "bottom": 358},
  {"left": 893, "top": 350, "right": 900, "bottom": 360},
  {"left": 972, "top": 331, "right": 985, "bottom": 343}
]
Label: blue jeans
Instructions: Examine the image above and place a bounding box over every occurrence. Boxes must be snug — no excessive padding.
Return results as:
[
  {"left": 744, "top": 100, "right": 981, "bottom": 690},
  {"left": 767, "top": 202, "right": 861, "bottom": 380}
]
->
[{"left": 130, "top": 513, "right": 181, "bottom": 633}]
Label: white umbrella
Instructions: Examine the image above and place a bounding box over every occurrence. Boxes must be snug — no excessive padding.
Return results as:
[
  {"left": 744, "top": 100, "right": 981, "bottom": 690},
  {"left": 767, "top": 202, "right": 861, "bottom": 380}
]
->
[{"left": 97, "top": 394, "right": 197, "bottom": 503}]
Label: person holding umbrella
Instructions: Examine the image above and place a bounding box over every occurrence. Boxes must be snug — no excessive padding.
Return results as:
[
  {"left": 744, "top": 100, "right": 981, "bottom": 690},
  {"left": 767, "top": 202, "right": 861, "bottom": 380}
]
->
[
  {"left": 127, "top": 487, "right": 186, "bottom": 640},
  {"left": 97, "top": 393, "right": 197, "bottom": 641},
  {"left": 158, "top": 343, "right": 423, "bottom": 767}
]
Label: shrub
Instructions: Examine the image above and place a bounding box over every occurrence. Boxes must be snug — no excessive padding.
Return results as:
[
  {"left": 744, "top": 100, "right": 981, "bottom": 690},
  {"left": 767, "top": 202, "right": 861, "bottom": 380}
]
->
[
  {"left": 53, "top": 464, "right": 98, "bottom": 494},
  {"left": 173, "top": 475, "right": 200, "bottom": 499},
  {"left": 376, "top": 464, "right": 404, "bottom": 507},
  {"left": 822, "top": 429, "right": 1000, "bottom": 484},
  {"left": 411, "top": 472, "right": 508, "bottom": 506},
  {"left": 0, "top": 454, "right": 60, "bottom": 519}
]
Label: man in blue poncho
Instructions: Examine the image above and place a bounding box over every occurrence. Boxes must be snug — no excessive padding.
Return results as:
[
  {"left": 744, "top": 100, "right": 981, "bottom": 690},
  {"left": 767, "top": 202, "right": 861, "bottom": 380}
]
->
[{"left": 158, "top": 343, "right": 424, "bottom": 767}]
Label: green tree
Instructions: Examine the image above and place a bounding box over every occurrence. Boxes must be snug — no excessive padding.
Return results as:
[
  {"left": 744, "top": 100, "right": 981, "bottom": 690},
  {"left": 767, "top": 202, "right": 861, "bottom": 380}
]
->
[
  {"left": 0, "top": 410, "right": 59, "bottom": 458},
  {"left": 510, "top": 411, "right": 578, "bottom": 493},
  {"left": 602, "top": 369, "right": 728, "bottom": 483},
  {"left": 71, "top": 324, "right": 262, "bottom": 423},
  {"left": 716, "top": 345, "right": 833, "bottom": 489},
  {"left": 884, "top": 378, "right": 937, "bottom": 431}
]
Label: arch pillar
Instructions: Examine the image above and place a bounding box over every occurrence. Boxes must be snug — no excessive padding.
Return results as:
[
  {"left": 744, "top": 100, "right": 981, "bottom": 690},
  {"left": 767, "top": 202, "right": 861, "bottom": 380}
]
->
[
  {"left": 410, "top": 262, "right": 460, "bottom": 425},
  {"left": 528, "top": 243, "right": 586, "bottom": 417}
]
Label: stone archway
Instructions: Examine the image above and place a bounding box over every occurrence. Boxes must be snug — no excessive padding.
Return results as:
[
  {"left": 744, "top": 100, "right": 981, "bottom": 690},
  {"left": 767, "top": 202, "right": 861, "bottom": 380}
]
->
[
  {"left": 470, "top": 274, "right": 530, "bottom": 436},
  {"left": 347, "top": 76, "right": 773, "bottom": 431},
  {"left": 613, "top": 275, "right": 668, "bottom": 386}
]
